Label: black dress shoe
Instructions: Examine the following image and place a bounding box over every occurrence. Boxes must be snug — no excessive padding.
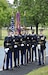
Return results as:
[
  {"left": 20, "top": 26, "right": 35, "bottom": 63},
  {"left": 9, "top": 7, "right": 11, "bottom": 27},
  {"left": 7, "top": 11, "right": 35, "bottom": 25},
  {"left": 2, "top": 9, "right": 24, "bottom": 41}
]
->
[
  {"left": 35, "top": 59, "right": 37, "bottom": 62},
  {"left": 43, "top": 63, "right": 45, "bottom": 66},
  {"left": 9, "top": 68, "right": 13, "bottom": 70},
  {"left": 6, "top": 68, "right": 9, "bottom": 70},
  {"left": 3, "top": 66, "right": 4, "bottom": 70},
  {"left": 18, "top": 65, "right": 20, "bottom": 67},
  {"left": 38, "top": 63, "right": 41, "bottom": 65},
  {"left": 14, "top": 65, "right": 17, "bottom": 68}
]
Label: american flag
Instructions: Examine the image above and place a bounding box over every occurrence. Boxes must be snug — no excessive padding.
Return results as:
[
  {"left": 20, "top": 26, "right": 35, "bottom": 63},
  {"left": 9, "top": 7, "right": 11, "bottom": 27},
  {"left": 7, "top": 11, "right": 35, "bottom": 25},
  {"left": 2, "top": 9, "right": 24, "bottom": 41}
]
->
[{"left": 10, "top": 16, "right": 15, "bottom": 32}]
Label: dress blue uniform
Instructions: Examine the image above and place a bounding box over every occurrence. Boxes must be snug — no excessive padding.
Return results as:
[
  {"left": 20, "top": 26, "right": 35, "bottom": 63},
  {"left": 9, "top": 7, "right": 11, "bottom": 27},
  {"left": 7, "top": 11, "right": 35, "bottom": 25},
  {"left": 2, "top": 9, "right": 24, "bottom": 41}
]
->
[
  {"left": 26, "top": 34, "right": 31, "bottom": 63},
  {"left": 31, "top": 32, "right": 37, "bottom": 62},
  {"left": 4, "top": 35, "right": 12, "bottom": 70},
  {"left": 12, "top": 35, "right": 19, "bottom": 67},
  {"left": 14, "top": 34, "right": 21, "bottom": 66},
  {"left": 37, "top": 34, "right": 46, "bottom": 65},
  {"left": 21, "top": 34, "right": 26, "bottom": 65}
]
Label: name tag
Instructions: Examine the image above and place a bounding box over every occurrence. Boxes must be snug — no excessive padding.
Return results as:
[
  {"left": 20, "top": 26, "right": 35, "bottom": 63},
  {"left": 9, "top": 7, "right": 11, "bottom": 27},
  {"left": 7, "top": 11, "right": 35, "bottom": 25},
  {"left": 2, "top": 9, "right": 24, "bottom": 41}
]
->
[
  {"left": 32, "top": 45, "right": 34, "bottom": 48},
  {"left": 27, "top": 44, "right": 29, "bottom": 46},
  {"left": 38, "top": 44, "right": 40, "bottom": 50},
  {"left": 14, "top": 45, "right": 17, "bottom": 48},
  {"left": 5, "top": 48, "right": 9, "bottom": 53},
  {"left": 21, "top": 44, "right": 24, "bottom": 46}
]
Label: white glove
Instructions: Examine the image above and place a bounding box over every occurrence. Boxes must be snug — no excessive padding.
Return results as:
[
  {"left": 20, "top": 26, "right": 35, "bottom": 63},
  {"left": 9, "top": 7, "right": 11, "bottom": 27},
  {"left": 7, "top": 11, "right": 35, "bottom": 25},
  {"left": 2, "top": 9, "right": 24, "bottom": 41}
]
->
[
  {"left": 14, "top": 45, "right": 17, "bottom": 48},
  {"left": 5, "top": 48, "right": 9, "bottom": 53},
  {"left": 32, "top": 45, "right": 34, "bottom": 48}
]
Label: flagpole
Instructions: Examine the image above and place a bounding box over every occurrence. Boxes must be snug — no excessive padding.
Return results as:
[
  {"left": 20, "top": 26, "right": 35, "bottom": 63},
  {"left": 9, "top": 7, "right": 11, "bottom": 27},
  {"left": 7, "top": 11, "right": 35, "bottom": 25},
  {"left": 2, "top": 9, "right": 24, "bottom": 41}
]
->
[{"left": 24, "top": 11, "right": 26, "bottom": 26}]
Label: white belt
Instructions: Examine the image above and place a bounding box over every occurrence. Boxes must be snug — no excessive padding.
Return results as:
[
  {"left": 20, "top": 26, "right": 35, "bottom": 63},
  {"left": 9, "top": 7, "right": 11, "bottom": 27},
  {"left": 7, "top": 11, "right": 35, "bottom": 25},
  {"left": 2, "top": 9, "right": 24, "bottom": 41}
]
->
[
  {"left": 27, "top": 44, "right": 29, "bottom": 46},
  {"left": 14, "top": 45, "right": 17, "bottom": 48},
  {"left": 32, "top": 45, "right": 34, "bottom": 48},
  {"left": 21, "top": 44, "right": 24, "bottom": 46}
]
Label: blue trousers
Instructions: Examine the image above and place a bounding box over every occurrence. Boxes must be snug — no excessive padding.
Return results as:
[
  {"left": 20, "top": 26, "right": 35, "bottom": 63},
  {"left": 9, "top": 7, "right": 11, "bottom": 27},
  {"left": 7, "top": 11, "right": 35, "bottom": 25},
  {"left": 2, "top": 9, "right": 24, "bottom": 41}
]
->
[
  {"left": 25, "top": 47, "right": 31, "bottom": 64},
  {"left": 21, "top": 47, "right": 26, "bottom": 65},
  {"left": 38, "top": 49, "right": 44, "bottom": 65},
  {"left": 27, "top": 47, "right": 31, "bottom": 63},
  {"left": 14, "top": 49, "right": 18, "bottom": 67},
  {"left": 6, "top": 50, "right": 12, "bottom": 69},
  {"left": 32, "top": 47, "right": 37, "bottom": 62}
]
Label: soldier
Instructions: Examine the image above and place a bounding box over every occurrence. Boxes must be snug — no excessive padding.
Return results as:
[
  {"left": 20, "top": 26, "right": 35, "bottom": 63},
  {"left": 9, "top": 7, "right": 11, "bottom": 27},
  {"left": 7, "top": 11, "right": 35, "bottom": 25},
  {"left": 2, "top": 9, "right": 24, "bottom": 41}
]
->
[
  {"left": 13, "top": 29, "right": 20, "bottom": 67},
  {"left": 25, "top": 29, "right": 31, "bottom": 64},
  {"left": 37, "top": 29, "right": 46, "bottom": 65},
  {"left": 11, "top": 31, "right": 15, "bottom": 67},
  {"left": 15, "top": 29, "right": 22, "bottom": 67},
  {"left": 31, "top": 30, "right": 37, "bottom": 62},
  {"left": 4, "top": 29, "right": 12, "bottom": 70},
  {"left": 21, "top": 29, "right": 26, "bottom": 65}
]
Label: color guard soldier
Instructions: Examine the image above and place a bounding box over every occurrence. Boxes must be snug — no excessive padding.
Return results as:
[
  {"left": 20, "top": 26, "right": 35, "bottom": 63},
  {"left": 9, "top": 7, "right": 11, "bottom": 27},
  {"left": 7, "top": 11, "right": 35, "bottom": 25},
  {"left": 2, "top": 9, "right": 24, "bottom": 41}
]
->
[
  {"left": 21, "top": 29, "right": 26, "bottom": 65},
  {"left": 31, "top": 30, "right": 37, "bottom": 62},
  {"left": 11, "top": 31, "right": 16, "bottom": 68},
  {"left": 14, "top": 29, "right": 20, "bottom": 67},
  {"left": 26, "top": 34, "right": 31, "bottom": 63},
  {"left": 37, "top": 29, "right": 46, "bottom": 65},
  {"left": 14, "top": 30, "right": 21, "bottom": 66},
  {"left": 13, "top": 30, "right": 18, "bottom": 67},
  {"left": 4, "top": 29, "right": 12, "bottom": 70}
]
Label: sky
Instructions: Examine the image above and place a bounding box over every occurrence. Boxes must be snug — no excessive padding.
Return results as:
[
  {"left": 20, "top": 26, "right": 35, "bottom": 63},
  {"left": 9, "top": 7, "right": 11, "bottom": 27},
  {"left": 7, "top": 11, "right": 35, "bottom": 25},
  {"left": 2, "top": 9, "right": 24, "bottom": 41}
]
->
[{"left": 7, "top": 0, "right": 14, "bottom": 4}]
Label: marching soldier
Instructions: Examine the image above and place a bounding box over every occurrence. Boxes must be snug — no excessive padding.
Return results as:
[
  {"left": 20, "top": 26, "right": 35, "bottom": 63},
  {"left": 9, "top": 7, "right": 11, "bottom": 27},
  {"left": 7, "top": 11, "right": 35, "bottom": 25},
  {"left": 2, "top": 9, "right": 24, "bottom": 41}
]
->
[
  {"left": 31, "top": 30, "right": 37, "bottom": 62},
  {"left": 4, "top": 29, "right": 12, "bottom": 70},
  {"left": 37, "top": 29, "right": 46, "bottom": 65}
]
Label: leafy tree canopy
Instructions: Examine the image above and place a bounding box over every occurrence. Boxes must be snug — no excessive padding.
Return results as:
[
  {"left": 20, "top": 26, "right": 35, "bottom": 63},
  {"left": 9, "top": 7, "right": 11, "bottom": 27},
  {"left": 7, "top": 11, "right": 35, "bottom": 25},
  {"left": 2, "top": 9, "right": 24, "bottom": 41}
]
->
[
  {"left": 14, "top": 0, "right": 48, "bottom": 27},
  {"left": 0, "top": 0, "right": 13, "bottom": 27}
]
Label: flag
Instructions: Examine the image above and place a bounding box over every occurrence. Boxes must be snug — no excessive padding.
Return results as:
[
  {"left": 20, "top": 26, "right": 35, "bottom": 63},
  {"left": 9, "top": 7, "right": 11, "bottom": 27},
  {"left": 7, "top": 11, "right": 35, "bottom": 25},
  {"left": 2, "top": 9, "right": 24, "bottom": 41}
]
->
[
  {"left": 16, "top": 11, "right": 21, "bottom": 34},
  {"left": 10, "top": 16, "right": 15, "bottom": 32}
]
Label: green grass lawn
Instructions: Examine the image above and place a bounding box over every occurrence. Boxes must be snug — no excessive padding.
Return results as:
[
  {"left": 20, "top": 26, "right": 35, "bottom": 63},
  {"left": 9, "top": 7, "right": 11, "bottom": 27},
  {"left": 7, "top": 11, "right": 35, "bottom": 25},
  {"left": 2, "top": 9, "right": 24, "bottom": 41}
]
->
[
  {"left": 0, "top": 29, "right": 7, "bottom": 46},
  {"left": 2, "top": 29, "right": 8, "bottom": 39},
  {"left": 26, "top": 66, "right": 48, "bottom": 75},
  {"left": 43, "top": 29, "right": 48, "bottom": 40},
  {"left": 0, "top": 40, "right": 4, "bottom": 46}
]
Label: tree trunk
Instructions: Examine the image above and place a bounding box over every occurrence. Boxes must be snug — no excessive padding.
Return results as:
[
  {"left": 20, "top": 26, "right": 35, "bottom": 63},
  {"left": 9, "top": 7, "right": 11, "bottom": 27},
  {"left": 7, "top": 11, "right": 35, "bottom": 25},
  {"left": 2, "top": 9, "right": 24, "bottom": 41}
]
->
[{"left": 36, "top": 23, "right": 38, "bottom": 34}]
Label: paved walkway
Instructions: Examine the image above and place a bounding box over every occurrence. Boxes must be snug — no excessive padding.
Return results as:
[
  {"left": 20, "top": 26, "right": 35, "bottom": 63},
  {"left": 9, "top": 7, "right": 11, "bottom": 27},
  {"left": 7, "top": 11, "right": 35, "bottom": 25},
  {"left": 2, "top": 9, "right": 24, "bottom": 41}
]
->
[{"left": 0, "top": 56, "right": 48, "bottom": 75}]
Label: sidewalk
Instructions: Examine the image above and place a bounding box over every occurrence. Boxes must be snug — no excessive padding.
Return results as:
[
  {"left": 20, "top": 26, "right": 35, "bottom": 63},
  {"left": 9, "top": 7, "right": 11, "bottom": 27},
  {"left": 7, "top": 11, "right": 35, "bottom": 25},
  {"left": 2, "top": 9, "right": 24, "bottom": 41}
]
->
[{"left": 0, "top": 56, "right": 48, "bottom": 75}]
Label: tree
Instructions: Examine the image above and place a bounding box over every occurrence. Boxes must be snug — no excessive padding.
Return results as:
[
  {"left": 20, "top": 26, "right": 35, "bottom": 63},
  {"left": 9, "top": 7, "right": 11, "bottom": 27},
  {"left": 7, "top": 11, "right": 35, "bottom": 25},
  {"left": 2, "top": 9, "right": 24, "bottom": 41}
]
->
[
  {"left": 14, "top": 0, "right": 48, "bottom": 34},
  {"left": 0, "top": 0, "right": 13, "bottom": 39},
  {"left": 0, "top": 0, "right": 14, "bottom": 27}
]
